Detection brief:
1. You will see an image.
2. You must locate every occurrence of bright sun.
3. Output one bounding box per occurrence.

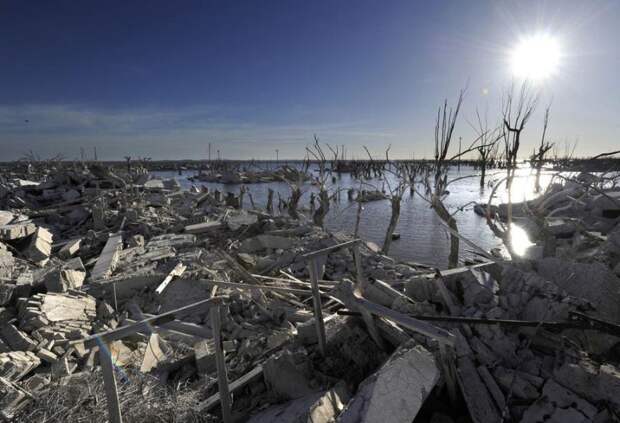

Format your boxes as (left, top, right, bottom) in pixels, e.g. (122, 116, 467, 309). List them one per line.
(510, 33, 561, 81)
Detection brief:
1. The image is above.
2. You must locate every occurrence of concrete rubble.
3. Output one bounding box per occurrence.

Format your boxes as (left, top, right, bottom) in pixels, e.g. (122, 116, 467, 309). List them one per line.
(0, 163, 617, 422)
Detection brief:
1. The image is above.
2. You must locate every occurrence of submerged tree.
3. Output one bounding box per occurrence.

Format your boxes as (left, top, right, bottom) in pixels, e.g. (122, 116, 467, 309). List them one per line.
(428, 91, 465, 268)
(469, 108, 501, 188)
(362, 145, 417, 255)
(500, 82, 539, 236)
(531, 103, 554, 193)
(306, 135, 342, 228)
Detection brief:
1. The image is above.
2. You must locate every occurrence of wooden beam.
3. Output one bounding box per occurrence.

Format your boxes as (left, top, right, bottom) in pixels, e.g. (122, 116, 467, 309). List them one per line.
(336, 280, 455, 346)
(196, 365, 264, 412)
(71, 297, 219, 348)
(307, 258, 327, 356)
(155, 262, 187, 295)
(301, 239, 361, 259)
(210, 303, 232, 423)
(100, 343, 123, 423)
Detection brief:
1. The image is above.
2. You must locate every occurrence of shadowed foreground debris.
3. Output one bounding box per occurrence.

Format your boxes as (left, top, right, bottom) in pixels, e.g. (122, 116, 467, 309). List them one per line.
(0, 163, 619, 422)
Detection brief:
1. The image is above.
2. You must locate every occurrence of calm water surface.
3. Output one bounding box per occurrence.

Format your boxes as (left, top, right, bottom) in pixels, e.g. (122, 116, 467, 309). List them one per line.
(153, 165, 554, 268)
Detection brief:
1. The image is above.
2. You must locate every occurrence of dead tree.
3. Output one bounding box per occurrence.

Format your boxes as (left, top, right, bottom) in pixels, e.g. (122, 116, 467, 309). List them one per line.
(430, 91, 465, 268)
(306, 136, 341, 228)
(362, 146, 412, 255)
(283, 159, 309, 220)
(469, 108, 501, 188)
(531, 104, 554, 193)
(501, 82, 538, 237)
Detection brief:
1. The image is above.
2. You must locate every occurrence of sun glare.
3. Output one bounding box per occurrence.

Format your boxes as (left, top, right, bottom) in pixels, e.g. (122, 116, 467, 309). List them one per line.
(510, 33, 561, 81)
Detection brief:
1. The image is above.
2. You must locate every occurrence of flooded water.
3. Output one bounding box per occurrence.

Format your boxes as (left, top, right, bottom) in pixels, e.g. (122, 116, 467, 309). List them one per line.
(154, 164, 556, 268)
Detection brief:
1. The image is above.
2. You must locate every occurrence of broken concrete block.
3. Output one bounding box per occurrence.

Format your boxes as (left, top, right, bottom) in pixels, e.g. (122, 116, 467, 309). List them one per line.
(263, 349, 318, 400)
(0, 245, 14, 280)
(0, 212, 14, 227)
(44, 269, 86, 293)
(0, 222, 36, 241)
(140, 334, 167, 373)
(91, 232, 123, 281)
(339, 341, 439, 423)
(456, 355, 502, 423)
(249, 381, 350, 423)
(18, 292, 96, 341)
(184, 221, 224, 234)
(194, 339, 216, 374)
(0, 284, 15, 306)
(36, 348, 58, 364)
(0, 351, 41, 381)
(521, 379, 596, 422)
(0, 377, 29, 420)
(24, 227, 53, 265)
(0, 324, 37, 351)
(58, 238, 81, 259)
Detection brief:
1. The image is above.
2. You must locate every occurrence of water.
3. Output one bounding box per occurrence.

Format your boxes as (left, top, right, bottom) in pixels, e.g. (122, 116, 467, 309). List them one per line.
(153, 164, 555, 268)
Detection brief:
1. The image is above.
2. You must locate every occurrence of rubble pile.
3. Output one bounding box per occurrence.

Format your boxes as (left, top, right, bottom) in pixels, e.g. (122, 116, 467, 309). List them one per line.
(0, 164, 618, 422)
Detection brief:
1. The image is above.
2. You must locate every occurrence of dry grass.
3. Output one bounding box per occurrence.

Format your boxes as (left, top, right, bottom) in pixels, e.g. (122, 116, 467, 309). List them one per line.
(16, 368, 216, 423)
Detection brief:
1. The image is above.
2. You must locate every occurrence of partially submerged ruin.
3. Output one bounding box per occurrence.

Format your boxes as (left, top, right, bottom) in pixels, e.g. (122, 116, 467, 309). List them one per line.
(0, 160, 619, 423)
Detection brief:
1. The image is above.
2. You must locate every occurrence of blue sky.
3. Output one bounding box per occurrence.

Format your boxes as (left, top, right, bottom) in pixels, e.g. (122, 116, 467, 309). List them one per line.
(1, 0, 619, 160)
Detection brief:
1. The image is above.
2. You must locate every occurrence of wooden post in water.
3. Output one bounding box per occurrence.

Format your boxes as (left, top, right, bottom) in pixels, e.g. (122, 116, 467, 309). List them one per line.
(100, 343, 123, 423)
(210, 303, 232, 423)
(307, 258, 327, 356)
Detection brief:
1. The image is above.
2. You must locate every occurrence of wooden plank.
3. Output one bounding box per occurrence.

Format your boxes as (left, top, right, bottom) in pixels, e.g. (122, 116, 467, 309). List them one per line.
(210, 304, 232, 423)
(155, 262, 187, 295)
(307, 258, 327, 356)
(198, 278, 315, 296)
(301, 239, 361, 259)
(100, 343, 123, 423)
(196, 365, 264, 412)
(71, 296, 219, 348)
(125, 303, 212, 339)
(336, 280, 455, 346)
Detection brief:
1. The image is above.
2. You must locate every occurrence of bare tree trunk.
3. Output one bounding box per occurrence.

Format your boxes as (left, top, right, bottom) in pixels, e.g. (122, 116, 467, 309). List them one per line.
(312, 189, 330, 227)
(433, 197, 459, 268)
(381, 195, 401, 255)
(354, 199, 363, 238)
(479, 161, 486, 188)
(266, 188, 274, 214)
(288, 187, 302, 219)
(239, 185, 246, 209)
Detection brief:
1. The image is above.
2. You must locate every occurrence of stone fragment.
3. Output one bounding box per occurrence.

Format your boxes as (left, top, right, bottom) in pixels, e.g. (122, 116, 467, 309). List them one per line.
(0, 284, 15, 306)
(0, 324, 37, 351)
(58, 238, 81, 259)
(194, 339, 216, 374)
(140, 334, 168, 373)
(263, 349, 318, 400)
(521, 379, 596, 422)
(339, 341, 439, 423)
(44, 269, 86, 293)
(0, 377, 29, 420)
(0, 351, 41, 381)
(24, 227, 53, 265)
(248, 381, 350, 423)
(0, 223, 36, 241)
(91, 232, 123, 281)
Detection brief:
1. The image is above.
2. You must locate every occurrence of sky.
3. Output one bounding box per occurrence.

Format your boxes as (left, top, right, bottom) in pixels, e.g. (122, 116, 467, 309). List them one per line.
(0, 0, 619, 160)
